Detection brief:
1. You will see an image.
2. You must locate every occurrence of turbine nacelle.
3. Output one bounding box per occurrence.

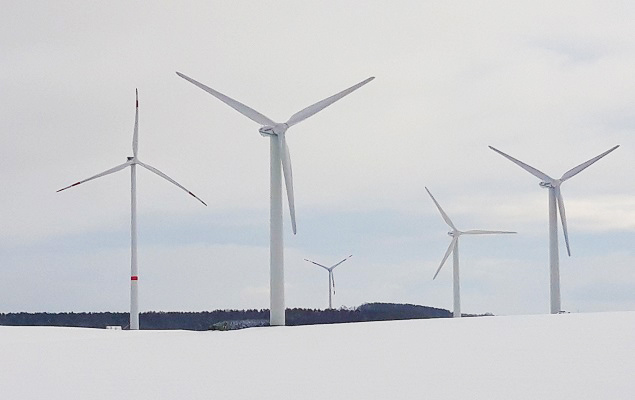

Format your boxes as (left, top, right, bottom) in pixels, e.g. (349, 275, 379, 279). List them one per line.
(539, 180, 560, 189)
(258, 123, 288, 137)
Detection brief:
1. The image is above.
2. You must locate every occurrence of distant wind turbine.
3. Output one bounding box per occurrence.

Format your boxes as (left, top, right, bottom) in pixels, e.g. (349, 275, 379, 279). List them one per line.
(426, 187, 515, 318)
(304, 255, 352, 309)
(57, 90, 206, 330)
(177, 72, 373, 326)
(489, 145, 619, 314)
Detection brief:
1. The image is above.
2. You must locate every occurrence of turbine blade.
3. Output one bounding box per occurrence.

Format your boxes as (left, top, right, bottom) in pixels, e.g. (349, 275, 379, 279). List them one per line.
(425, 187, 457, 230)
(279, 134, 296, 234)
(285, 77, 374, 127)
(489, 146, 553, 182)
(433, 237, 457, 280)
(304, 258, 329, 270)
(555, 186, 571, 256)
(331, 254, 353, 270)
(57, 161, 131, 192)
(133, 89, 139, 157)
(176, 72, 275, 126)
(136, 161, 207, 206)
(560, 145, 620, 182)
(462, 230, 517, 235)
(331, 272, 336, 295)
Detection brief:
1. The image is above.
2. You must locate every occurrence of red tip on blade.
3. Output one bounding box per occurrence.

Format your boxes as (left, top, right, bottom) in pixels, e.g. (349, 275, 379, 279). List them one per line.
(131, 276, 138, 281)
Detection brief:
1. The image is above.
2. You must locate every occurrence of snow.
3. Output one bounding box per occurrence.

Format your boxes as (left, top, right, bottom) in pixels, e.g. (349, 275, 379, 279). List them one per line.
(1, 312, 634, 399)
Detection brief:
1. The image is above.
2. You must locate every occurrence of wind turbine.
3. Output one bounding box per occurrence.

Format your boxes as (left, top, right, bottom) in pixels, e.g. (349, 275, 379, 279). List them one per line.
(57, 90, 207, 330)
(177, 72, 373, 326)
(425, 187, 515, 318)
(488, 145, 619, 314)
(304, 255, 352, 309)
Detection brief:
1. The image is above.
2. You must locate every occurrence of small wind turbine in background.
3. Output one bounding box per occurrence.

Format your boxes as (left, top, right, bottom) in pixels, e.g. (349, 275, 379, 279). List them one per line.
(489, 145, 619, 314)
(57, 90, 207, 330)
(177, 72, 373, 326)
(304, 255, 353, 309)
(425, 187, 515, 318)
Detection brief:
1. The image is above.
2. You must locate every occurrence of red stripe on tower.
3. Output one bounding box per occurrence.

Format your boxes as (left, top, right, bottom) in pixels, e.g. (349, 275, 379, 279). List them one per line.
(131, 276, 138, 281)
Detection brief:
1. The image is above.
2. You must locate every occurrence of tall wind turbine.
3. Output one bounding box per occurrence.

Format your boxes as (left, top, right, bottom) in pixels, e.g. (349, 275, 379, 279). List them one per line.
(177, 72, 373, 326)
(426, 187, 515, 318)
(489, 145, 619, 314)
(57, 90, 207, 330)
(304, 255, 352, 309)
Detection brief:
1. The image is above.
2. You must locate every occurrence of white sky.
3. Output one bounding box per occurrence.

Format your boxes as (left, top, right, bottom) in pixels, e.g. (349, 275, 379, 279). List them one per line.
(1, 1, 634, 315)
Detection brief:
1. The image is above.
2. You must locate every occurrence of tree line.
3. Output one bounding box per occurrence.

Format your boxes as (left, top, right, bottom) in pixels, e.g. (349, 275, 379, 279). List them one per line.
(0, 303, 468, 331)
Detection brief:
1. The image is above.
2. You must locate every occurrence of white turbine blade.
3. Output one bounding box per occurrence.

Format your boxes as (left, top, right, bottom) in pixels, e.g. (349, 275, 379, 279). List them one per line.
(176, 72, 275, 126)
(133, 89, 139, 157)
(489, 146, 553, 182)
(462, 230, 517, 235)
(285, 77, 374, 127)
(304, 258, 329, 271)
(433, 237, 457, 280)
(330, 254, 353, 270)
(279, 134, 296, 234)
(57, 161, 131, 192)
(425, 187, 456, 230)
(136, 161, 207, 206)
(555, 186, 571, 256)
(560, 145, 620, 182)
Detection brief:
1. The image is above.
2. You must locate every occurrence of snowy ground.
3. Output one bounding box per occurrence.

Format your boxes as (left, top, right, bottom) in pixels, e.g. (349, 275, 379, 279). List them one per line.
(1, 311, 634, 399)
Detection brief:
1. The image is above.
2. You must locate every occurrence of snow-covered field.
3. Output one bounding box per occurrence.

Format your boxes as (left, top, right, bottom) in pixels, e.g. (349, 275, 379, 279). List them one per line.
(1, 312, 634, 399)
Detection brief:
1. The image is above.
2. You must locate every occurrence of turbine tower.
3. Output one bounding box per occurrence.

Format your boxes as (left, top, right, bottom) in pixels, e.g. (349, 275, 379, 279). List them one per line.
(425, 187, 515, 318)
(177, 72, 373, 326)
(57, 90, 207, 330)
(304, 255, 352, 309)
(489, 145, 619, 314)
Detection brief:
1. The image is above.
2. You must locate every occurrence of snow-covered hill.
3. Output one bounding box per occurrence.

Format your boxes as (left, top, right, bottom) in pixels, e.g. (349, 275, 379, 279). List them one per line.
(1, 312, 634, 399)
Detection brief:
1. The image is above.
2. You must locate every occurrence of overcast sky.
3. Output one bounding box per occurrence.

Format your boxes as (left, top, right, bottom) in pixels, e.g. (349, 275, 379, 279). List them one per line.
(1, 1, 634, 316)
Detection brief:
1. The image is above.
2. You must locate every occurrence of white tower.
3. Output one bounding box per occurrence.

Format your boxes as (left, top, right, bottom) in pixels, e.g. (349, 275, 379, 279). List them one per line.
(489, 145, 619, 314)
(177, 72, 373, 325)
(58, 90, 206, 329)
(426, 187, 516, 317)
